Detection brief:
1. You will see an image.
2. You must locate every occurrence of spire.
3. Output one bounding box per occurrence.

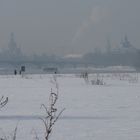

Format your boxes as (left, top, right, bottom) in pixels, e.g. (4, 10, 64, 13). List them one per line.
(121, 35, 132, 48)
(106, 38, 111, 53)
(8, 32, 17, 50)
(10, 32, 14, 41)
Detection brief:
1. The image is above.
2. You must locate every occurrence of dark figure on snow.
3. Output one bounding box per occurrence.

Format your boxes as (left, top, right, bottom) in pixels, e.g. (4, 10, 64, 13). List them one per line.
(14, 70, 17, 75)
(85, 72, 88, 80)
(19, 70, 22, 75)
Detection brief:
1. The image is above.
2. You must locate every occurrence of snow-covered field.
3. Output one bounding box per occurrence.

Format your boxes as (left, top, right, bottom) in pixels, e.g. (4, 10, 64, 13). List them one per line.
(0, 73, 140, 140)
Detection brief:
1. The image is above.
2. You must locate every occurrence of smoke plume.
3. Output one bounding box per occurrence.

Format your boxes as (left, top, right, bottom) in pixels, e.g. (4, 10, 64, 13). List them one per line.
(72, 6, 108, 44)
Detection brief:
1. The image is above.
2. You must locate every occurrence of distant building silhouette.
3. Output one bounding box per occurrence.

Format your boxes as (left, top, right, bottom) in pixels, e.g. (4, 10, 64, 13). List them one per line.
(0, 33, 24, 61)
(120, 35, 137, 53)
(106, 38, 111, 53)
(120, 35, 132, 49)
(8, 32, 23, 58)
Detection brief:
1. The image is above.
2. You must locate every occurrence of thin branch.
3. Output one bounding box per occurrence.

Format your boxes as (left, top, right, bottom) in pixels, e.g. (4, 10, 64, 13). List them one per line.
(52, 108, 65, 125)
(0, 97, 8, 109)
(31, 129, 40, 140)
(12, 125, 18, 140)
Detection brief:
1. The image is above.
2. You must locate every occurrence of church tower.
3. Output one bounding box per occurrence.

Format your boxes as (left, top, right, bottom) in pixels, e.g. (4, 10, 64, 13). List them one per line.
(8, 32, 18, 52)
(7, 32, 23, 59)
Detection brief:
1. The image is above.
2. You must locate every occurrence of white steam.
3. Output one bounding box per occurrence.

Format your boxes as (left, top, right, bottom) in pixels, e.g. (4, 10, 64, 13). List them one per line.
(72, 6, 108, 44)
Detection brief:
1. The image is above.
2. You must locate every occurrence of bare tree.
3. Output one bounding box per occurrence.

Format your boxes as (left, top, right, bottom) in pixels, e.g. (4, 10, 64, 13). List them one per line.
(41, 90, 65, 140)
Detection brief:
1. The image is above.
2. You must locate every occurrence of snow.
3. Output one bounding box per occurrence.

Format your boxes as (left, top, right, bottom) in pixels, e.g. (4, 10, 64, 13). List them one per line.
(0, 73, 140, 140)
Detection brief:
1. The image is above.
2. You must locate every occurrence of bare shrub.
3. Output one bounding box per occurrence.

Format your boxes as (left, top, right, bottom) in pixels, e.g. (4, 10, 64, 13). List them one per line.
(40, 90, 65, 140)
(0, 96, 8, 140)
(91, 78, 104, 85)
(91, 74, 105, 85)
(0, 125, 18, 140)
(12, 125, 18, 140)
(0, 96, 8, 109)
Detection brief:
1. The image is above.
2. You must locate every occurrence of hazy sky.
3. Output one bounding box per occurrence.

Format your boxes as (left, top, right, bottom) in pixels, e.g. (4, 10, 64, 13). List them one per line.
(0, 0, 140, 56)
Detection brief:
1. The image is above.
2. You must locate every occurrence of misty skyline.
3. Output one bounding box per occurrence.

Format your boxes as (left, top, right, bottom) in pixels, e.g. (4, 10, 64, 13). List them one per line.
(0, 0, 140, 56)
